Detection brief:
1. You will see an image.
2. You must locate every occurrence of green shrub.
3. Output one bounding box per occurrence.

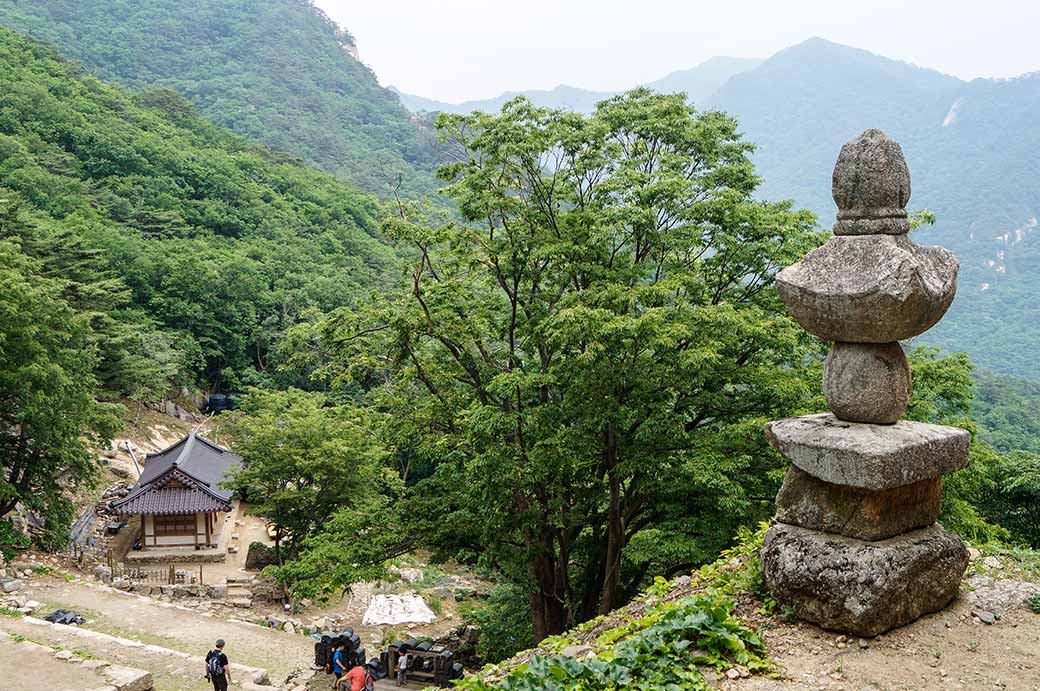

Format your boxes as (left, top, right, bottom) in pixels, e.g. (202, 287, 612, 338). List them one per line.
(0, 521, 29, 562)
(456, 593, 767, 691)
(461, 583, 534, 664)
(245, 541, 279, 570)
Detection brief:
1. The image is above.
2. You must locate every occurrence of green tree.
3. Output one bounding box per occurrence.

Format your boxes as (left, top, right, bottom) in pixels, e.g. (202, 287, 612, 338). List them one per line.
(223, 388, 396, 565)
(326, 91, 820, 640)
(0, 241, 120, 547)
(904, 346, 1013, 545)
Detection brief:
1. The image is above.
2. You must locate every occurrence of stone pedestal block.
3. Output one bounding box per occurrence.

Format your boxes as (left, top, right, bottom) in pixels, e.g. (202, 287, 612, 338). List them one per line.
(775, 234, 957, 343)
(765, 413, 969, 490)
(761, 523, 968, 636)
(775, 466, 941, 540)
(824, 342, 910, 423)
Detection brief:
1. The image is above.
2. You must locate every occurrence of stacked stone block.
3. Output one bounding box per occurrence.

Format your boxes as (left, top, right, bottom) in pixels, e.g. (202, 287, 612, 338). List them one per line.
(760, 129, 970, 637)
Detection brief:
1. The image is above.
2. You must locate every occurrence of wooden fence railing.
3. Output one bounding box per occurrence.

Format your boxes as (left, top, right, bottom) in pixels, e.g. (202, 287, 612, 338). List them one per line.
(63, 547, 206, 585)
(109, 561, 206, 585)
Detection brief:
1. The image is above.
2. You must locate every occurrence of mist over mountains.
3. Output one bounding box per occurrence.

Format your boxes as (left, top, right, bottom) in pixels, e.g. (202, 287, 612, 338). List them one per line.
(399, 39, 1040, 379)
(393, 56, 763, 115)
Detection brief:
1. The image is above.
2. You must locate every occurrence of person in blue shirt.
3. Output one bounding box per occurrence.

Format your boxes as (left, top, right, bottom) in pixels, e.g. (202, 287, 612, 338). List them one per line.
(332, 642, 348, 685)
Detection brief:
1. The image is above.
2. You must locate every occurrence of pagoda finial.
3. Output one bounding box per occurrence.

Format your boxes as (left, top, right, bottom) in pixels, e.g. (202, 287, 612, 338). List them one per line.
(832, 128, 911, 236)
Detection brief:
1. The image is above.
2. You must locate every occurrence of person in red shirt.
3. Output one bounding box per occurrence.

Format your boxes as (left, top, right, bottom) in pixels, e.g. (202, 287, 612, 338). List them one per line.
(340, 663, 367, 691)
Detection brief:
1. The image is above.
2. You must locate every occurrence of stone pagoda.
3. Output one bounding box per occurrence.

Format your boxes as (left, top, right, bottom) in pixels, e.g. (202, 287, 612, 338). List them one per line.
(760, 129, 970, 636)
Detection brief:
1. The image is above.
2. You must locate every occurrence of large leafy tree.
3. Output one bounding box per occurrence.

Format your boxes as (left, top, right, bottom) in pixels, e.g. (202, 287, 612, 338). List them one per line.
(324, 91, 820, 640)
(0, 241, 120, 546)
(223, 388, 397, 564)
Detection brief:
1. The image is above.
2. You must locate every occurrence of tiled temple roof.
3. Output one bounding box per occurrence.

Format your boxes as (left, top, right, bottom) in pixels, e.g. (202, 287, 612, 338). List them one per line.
(111, 432, 242, 515)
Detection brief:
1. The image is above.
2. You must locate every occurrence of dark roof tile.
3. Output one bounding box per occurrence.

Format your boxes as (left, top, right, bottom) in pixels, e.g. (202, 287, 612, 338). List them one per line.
(112, 432, 242, 515)
(115, 486, 230, 515)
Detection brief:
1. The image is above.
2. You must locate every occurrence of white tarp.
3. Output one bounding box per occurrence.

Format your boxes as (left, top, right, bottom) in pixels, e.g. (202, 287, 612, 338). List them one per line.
(362, 593, 436, 625)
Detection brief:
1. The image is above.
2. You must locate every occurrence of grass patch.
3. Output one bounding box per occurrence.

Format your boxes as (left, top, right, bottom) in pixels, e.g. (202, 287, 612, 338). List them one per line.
(30, 565, 75, 582)
(0, 607, 25, 617)
(1028, 593, 1040, 614)
(456, 593, 767, 691)
(415, 566, 451, 589)
(977, 545, 1040, 583)
(428, 597, 444, 616)
(73, 648, 99, 660)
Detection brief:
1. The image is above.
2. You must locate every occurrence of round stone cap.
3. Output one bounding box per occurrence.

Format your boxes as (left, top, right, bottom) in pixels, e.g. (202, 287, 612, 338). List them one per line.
(832, 129, 911, 236)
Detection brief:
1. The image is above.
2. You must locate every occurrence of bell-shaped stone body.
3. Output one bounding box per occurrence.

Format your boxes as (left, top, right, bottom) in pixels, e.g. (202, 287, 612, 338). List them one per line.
(832, 128, 911, 236)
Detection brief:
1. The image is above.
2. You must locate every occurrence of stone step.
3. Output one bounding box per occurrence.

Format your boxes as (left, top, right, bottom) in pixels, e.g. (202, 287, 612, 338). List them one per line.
(229, 597, 254, 608)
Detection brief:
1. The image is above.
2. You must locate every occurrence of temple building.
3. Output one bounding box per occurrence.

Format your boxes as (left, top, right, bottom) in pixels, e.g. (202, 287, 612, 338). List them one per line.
(111, 432, 241, 551)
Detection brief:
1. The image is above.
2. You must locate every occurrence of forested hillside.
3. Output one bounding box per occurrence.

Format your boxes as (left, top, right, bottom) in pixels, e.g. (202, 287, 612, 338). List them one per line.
(0, 0, 440, 198)
(0, 27, 398, 396)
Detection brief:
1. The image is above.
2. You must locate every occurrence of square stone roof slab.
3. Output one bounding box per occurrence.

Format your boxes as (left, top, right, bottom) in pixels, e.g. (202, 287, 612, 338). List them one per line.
(765, 413, 969, 490)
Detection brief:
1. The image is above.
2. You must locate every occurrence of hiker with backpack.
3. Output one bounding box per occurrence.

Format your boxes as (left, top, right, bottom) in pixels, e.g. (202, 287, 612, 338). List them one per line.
(205, 639, 231, 691)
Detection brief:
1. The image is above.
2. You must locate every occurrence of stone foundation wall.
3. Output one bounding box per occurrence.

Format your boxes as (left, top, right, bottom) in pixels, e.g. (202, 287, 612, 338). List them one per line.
(124, 550, 228, 564)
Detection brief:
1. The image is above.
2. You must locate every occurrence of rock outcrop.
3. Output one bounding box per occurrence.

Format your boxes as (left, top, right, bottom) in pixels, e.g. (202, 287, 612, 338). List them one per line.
(762, 129, 969, 636)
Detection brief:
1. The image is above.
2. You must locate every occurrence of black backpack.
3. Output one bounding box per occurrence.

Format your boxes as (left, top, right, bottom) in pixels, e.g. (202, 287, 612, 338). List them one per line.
(206, 651, 225, 677)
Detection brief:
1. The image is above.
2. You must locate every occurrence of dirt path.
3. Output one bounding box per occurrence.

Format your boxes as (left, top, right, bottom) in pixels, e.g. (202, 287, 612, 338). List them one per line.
(0, 634, 110, 691)
(19, 577, 313, 683)
(1, 615, 211, 691)
(716, 585, 1040, 691)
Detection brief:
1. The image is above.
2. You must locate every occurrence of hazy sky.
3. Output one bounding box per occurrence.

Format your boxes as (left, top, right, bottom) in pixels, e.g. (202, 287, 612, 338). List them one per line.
(314, 0, 1038, 102)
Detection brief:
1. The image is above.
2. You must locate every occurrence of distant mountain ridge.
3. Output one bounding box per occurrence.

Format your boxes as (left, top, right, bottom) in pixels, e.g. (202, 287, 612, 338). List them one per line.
(702, 39, 1040, 378)
(397, 38, 1040, 379)
(393, 56, 763, 114)
(393, 84, 617, 116)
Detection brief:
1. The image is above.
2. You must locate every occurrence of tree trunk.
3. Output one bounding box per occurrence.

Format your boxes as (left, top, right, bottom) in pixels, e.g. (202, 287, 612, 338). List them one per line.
(599, 470, 623, 614)
(578, 528, 605, 621)
(529, 543, 567, 642)
(599, 423, 623, 615)
(529, 589, 547, 643)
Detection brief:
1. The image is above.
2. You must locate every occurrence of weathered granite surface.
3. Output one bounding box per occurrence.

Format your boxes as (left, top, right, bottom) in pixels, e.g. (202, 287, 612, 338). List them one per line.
(765, 413, 969, 490)
(776, 234, 958, 343)
(832, 129, 911, 236)
(824, 341, 910, 424)
(775, 466, 941, 540)
(761, 522, 968, 636)
(762, 128, 967, 636)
